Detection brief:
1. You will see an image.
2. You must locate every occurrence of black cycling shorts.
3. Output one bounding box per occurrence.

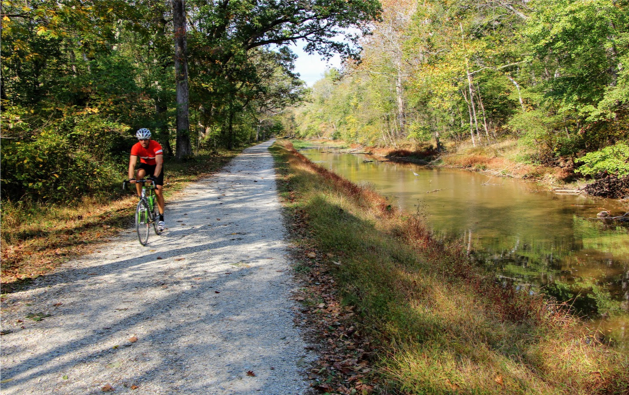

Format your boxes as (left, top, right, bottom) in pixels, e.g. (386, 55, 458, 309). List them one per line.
(138, 163, 164, 186)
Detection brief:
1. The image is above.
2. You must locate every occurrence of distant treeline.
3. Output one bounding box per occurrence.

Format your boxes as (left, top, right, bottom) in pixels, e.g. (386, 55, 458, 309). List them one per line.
(292, 0, 628, 178)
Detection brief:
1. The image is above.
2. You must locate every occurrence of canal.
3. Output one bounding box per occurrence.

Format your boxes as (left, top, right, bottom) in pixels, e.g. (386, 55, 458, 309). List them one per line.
(299, 146, 629, 347)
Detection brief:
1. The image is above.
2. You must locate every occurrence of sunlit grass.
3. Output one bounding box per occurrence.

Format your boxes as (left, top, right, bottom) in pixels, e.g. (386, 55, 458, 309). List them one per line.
(271, 139, 629, 394)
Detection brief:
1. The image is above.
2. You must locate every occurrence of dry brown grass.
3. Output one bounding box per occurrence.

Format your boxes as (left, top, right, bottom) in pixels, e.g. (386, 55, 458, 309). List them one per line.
(273, 139, 629, 394)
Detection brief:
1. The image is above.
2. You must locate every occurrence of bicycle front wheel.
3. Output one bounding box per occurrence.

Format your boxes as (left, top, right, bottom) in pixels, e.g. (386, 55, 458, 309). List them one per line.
(135, 199, 150, 246)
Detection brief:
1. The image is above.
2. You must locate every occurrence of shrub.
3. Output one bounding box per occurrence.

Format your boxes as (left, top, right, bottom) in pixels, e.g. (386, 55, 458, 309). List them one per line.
(1, 115, 129, 202)
(575, 142, 629, 178)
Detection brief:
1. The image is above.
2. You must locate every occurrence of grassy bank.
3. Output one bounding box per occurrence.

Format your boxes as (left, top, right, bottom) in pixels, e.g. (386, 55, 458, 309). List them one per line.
(1, 148, 243, 293)
(271, 140, 628, 394)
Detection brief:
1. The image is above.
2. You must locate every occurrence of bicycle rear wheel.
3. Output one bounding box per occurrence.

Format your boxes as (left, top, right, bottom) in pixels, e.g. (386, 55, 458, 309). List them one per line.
(135, 199, 150, 246)
(152, 199, 162, 235)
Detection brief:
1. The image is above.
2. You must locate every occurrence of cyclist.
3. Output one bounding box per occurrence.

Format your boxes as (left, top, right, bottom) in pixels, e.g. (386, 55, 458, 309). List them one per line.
(128, 128, 165, 231)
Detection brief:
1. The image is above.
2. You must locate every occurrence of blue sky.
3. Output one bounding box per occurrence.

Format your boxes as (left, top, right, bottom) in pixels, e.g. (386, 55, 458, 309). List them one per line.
(292, 46, 341, 87)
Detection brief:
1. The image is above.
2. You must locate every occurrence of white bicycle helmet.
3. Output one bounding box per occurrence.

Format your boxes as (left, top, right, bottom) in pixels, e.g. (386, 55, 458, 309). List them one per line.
(136, 128, 151, 140)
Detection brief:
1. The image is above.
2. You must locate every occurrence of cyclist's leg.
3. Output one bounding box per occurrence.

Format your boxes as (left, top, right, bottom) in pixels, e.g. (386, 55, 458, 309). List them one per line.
(135, 167, 147, 197)
(153, 169, 165, 215)
(153, 169, 165, 230)
(155, 185, 165, 215)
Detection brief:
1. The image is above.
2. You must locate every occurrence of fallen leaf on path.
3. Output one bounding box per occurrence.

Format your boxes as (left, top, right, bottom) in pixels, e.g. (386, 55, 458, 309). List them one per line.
(246, 371, 256, 377)
(128, 336, 138, 343)
(101, 384, 114, 392)
(307, 252, 316, 259)
(215, 291, 220, 294)
(131, 385, 139, 390)
(175, 258, 185, 261)
(53, 303, 63, 307)
(156, 257, 163, 260)
(26, 312, 50, 322)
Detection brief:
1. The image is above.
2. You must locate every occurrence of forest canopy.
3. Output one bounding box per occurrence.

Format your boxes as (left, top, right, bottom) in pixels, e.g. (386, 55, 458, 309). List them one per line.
(292, 0, 629, 177)
(1, 0, 382, 202)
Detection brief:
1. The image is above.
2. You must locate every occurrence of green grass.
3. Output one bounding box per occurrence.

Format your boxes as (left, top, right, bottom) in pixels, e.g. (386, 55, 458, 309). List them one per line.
(271, 139, 629, 394)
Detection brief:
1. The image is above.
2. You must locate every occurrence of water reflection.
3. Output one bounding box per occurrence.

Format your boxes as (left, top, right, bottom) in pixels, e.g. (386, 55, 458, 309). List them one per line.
(301, 147, 629, 346)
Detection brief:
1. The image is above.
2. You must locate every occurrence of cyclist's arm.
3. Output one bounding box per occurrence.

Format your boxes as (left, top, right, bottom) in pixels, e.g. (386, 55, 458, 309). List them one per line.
(154, 154, 163, 178)
(128, 155, 138, 182)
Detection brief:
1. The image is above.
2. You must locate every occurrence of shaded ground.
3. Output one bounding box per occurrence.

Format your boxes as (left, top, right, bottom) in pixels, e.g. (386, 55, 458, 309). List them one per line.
(0, 140, 314, 394)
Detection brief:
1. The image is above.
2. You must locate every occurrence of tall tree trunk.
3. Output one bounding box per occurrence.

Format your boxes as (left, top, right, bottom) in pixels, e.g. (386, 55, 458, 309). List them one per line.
(172, 0, 192, 159)
(395, 62, 406, 139)
(462, 90, 476, 147)
(155, 100, 173, 156)
(461, 23, 481, 145)
(466, 67, 481, 144)
(0, 1, 7, 111)
(507, 76, 525, 112)
(474, 82, 491, 142)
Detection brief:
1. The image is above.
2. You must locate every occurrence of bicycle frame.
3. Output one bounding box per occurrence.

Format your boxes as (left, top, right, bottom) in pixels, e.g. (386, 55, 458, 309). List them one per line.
(123, 179, 162, 245)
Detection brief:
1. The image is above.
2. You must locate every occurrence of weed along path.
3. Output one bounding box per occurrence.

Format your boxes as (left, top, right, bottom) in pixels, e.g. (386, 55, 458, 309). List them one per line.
(0, 140, 314, 394)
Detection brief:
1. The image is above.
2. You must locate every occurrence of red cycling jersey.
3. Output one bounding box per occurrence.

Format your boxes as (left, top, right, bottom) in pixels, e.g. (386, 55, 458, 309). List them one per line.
(130, 140, 163, 165)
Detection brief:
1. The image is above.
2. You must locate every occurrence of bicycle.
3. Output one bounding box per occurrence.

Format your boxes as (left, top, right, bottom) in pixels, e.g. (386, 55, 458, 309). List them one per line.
(123, 179, 162, 245)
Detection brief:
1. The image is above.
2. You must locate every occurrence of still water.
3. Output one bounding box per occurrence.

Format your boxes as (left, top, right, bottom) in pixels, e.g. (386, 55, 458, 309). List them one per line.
(300, 147, 629, 345)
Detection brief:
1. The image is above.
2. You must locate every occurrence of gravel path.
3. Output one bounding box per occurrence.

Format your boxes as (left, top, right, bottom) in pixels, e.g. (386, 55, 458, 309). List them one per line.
(1, 140, 315, 394)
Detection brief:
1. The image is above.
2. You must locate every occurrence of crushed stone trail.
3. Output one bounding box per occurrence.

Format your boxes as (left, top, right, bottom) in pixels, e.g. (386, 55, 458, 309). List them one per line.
(1, 140, 315, 394)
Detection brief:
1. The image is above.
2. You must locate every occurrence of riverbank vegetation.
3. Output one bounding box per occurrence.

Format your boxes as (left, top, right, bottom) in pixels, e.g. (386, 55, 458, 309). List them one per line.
(289, 0, 629, 198)
(272, 139, 628, 393)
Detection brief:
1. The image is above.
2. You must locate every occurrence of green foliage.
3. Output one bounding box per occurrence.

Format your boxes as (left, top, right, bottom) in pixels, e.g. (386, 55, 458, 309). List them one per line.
(1, 116, 128, 202)
(575, 142, 629, 178)
(544, 279, 625, 318)
(290, 0, 628, 169)
(2, 0, 380, 204)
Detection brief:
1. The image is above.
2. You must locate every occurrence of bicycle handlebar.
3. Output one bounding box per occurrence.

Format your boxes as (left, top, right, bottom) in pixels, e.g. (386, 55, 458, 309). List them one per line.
(122, 179, 155, 190)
